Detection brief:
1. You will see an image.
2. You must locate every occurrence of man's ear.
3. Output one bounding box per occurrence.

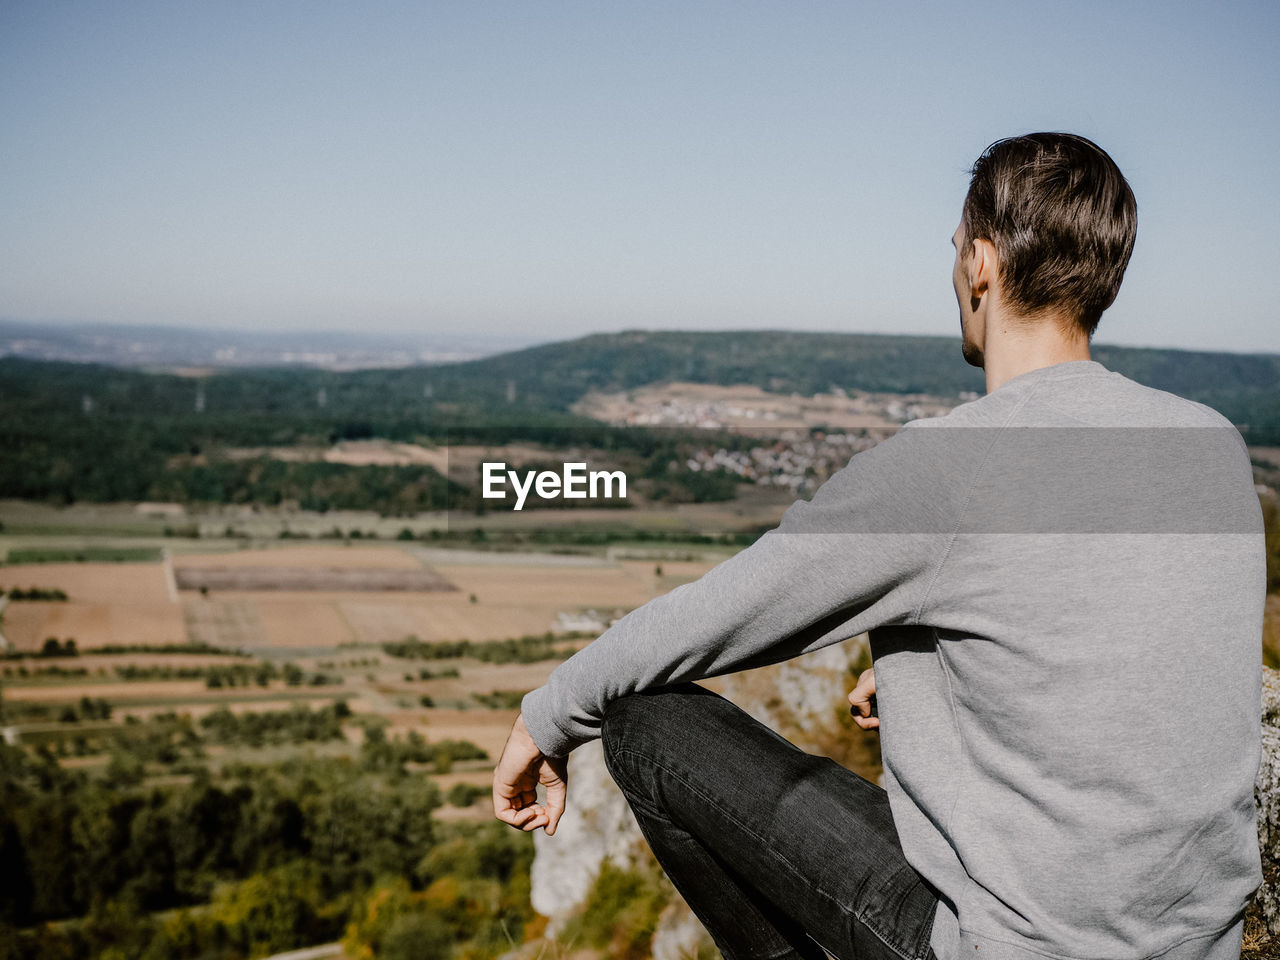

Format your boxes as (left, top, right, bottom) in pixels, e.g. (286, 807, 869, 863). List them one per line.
(968, 238, 996, 310)
(969, 238, 996, 294)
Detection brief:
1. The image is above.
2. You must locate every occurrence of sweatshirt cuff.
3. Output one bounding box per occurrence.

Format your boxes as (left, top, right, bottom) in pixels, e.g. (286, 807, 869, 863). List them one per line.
(520, 686, 582, 758)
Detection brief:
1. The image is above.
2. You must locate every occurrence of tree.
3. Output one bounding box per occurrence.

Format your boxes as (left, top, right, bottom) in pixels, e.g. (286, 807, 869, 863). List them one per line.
(105, 750, 144, 789)
(0, 809, 33, 925)
(209, 861, 327, 957)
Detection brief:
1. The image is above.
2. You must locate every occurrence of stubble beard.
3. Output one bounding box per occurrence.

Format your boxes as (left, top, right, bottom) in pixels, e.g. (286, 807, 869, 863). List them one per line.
(960, 319, 984, 369)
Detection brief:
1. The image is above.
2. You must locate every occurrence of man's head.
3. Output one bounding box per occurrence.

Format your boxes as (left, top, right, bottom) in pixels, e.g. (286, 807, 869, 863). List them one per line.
(953, 133, 1137, 367)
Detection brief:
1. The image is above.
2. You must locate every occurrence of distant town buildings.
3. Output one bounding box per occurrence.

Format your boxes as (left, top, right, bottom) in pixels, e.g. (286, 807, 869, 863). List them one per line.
(586, 384, 962, 495)
(685, 433, 884, 494)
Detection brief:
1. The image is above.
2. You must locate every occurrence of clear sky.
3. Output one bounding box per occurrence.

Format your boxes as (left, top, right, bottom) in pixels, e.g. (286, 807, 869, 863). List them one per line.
(2, 1, 1277, 353)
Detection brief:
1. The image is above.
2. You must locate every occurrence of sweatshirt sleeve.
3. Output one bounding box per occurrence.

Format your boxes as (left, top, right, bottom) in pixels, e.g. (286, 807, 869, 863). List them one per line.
(519, 422, 959, 757)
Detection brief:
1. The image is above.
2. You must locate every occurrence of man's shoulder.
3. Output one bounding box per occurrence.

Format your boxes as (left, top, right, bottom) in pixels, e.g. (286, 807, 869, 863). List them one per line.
(895, 383, 1032, 433)
(1014, 363, 1236, 429)
(911, 362, 1240, 432)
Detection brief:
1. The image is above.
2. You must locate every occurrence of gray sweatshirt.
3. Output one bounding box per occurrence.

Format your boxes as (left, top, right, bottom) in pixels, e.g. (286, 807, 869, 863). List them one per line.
(520, 360, 1266, 960)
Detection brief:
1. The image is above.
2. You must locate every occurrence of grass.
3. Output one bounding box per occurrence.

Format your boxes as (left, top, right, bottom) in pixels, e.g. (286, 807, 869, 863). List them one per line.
(4, 545, 162, 564)
(66, 689, 346, 709)
(470, 690, 529, 709)
(1241, 905, 1278, 959)
(1, 522, 165, 537)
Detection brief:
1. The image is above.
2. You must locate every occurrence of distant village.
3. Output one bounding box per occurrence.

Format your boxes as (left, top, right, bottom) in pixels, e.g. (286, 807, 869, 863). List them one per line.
(579, 382, 976, 495)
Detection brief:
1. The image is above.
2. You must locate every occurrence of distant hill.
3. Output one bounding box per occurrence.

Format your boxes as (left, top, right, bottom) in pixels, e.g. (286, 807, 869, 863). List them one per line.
(3, 328, 1279, 430)
(400, 329, 1280, 436)
(436, 328, 1277, 405)
(425, 330, 987, 405)
(0, 318, 531, 369)
(2, 329, 1279, 509)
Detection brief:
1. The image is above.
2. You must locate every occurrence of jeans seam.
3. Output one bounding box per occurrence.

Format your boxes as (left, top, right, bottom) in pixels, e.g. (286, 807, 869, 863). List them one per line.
(609, 744, 923, 960)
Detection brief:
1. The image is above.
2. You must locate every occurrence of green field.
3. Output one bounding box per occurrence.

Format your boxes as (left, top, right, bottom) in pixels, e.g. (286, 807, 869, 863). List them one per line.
(4, 545, 164, 564)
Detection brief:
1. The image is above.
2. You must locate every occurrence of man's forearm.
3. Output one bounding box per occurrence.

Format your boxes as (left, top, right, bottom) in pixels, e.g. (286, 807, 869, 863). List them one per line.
(520, 530, 939, 757)
(518, 425, 964, 758)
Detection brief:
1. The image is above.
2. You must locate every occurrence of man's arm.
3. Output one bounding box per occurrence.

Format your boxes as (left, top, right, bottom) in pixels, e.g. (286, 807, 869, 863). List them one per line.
(517, 424, 961, 758)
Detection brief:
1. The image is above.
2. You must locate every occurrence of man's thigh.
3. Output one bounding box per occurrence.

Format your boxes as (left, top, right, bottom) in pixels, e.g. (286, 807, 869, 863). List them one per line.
(601, 682, 938, 960)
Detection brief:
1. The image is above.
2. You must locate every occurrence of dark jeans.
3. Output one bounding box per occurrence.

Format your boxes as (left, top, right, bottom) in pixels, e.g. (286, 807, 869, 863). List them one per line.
(600, 682, 940, 960)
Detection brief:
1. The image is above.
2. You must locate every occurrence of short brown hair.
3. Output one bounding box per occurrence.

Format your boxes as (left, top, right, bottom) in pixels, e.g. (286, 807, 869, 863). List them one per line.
(961, 132, 1137, 337)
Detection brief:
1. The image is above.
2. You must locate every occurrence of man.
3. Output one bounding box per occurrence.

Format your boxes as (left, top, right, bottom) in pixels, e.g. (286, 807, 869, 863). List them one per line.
(493, 133, 1266, 960)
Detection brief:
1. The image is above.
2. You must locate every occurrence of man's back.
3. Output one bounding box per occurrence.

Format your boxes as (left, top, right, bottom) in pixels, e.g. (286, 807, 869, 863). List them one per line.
(513, 358, 1265, 959)
(877, 359, 1265, 959)
(495, 133, 1261, 960)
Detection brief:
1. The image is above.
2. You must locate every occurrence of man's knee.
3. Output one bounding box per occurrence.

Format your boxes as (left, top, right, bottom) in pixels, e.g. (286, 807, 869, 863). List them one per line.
(600, 683, 714, 771)
(601, 688, 668, 751)
(602, 685, 705, 809)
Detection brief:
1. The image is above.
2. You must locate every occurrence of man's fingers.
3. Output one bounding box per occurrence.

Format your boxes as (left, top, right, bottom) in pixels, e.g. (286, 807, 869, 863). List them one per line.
(493, 781, 536, 814)
(513, 805, 540, 825)
(499, 802, 547, 831)
(493, 805, 527, 826)
(493, 711, 554, 829)
(492, 715, 570, 836)
(494, 771, 569, 835)
(543, 778, 567, 837)
(847, 667, 877, 718)
(495, 802, 543, 827)
(493, 796, 539, 822)
(848, 666, 879, 731)
(847, 689, 872, 716)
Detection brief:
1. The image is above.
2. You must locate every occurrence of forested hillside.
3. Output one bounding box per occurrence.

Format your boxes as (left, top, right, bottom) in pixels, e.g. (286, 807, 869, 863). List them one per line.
(2, 329, 1278, 510)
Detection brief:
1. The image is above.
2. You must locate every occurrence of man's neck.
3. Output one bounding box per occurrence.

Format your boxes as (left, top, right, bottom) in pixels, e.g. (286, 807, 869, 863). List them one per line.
(982, 318, 1092, 393)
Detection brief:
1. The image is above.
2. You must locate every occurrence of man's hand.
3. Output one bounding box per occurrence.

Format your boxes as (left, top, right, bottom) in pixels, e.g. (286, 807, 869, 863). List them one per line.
(847, 667, 879, 730)
(493, 713, 569, 836)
